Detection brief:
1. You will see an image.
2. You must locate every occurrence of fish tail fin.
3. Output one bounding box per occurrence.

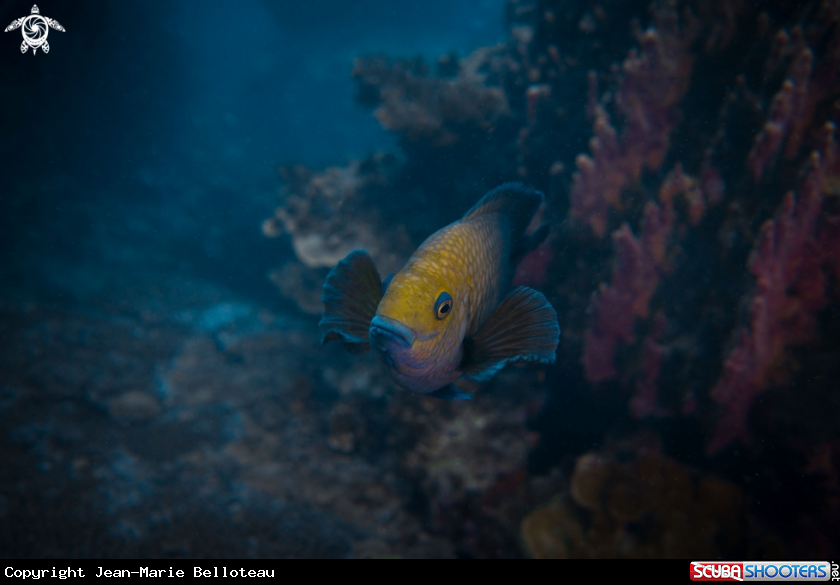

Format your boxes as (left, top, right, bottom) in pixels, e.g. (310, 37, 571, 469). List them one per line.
(463, 182, 547, 263)
(318, 250, 382, 354)
(460, 286, 559, 381)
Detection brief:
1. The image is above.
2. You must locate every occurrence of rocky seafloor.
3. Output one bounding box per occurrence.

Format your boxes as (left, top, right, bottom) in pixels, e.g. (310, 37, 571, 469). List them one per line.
(0, 270, 559, 558)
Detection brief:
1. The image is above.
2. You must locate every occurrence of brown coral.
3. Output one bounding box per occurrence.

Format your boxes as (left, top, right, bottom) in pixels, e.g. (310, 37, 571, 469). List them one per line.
(263, 154, 412, 275)
(352, 48, 510, 147)
(522, 448, 744, 558)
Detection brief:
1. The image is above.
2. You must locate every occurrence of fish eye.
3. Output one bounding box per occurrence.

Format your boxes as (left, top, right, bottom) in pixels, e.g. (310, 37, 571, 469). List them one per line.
(435, 292, 453, 320)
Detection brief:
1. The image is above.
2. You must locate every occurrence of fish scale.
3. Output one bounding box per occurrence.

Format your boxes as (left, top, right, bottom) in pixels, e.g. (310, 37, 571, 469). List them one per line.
(406, 214, 509, 336)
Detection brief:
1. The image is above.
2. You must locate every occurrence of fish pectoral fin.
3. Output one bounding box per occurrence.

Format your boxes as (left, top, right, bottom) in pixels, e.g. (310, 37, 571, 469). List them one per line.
(426, 385, 473, 401)
(318, 249, 382, 353)
(461, 286, 560, 381)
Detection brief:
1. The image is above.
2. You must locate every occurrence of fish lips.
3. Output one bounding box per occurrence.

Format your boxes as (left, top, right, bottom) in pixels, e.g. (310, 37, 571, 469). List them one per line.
(369, 315, 415, 351)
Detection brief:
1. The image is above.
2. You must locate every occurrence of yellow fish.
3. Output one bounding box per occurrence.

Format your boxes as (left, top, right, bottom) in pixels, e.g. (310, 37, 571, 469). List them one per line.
(319, 183, 560, 400)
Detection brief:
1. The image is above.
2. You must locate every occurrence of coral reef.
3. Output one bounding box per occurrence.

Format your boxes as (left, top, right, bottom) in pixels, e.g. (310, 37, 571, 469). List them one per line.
(10, 0, 834, 559)
(304, 0, 840, 556)
(582, 164, 710, 385)
(0, 277, 555, 558)
(570, 4, 698, 237)
(747, 49, 813, 180)
(0, 285, 457, 558)
(262, 153, 412, 274)
(260, 0, 840, 557)
(268, 262, 327, 315)
(521, 444, 745, 558)
(380, 372, 548, 557)
(709, 125, 840, 453)
(262, 153, 415, 318)
(555, 0, 840, 458)
(351, 49, 510, 147)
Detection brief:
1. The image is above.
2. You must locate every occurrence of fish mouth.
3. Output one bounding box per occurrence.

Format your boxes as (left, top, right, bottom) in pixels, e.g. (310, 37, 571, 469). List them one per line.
(369, 315, 415, 349)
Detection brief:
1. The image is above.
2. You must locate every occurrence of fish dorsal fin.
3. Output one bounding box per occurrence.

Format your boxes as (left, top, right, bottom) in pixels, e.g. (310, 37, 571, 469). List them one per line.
(460, 286, 559, 381)
(462, 182, 544, 235)
(319, 250, 382, 353)
(463, 183, 547, 263)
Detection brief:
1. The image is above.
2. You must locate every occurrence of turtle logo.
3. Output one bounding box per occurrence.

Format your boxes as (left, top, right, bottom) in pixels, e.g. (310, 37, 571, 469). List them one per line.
(5, 5, 65, 55)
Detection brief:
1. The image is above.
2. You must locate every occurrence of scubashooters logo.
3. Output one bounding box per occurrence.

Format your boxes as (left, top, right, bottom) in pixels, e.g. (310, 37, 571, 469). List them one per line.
(691, 561, 835, 581)
(4, 5, 65, 54)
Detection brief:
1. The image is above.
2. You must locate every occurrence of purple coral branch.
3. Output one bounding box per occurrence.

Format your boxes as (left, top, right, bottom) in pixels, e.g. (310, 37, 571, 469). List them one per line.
(708, 124, 838, 454)
(571, 8, 696, 237)
(748, 49, 813, 180)
(571, 109, 625, 238)
(583, 165, 708, 386)
(752, 17, 840, 180)
(630, 335, 667, 419)
(583, 206, 668, 383)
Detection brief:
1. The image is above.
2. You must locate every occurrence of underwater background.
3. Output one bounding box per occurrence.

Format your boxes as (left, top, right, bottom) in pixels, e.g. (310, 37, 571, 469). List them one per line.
(1, 0, 839, 558)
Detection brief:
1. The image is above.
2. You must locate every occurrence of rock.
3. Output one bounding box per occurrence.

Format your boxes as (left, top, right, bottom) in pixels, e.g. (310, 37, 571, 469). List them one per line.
(108, 391, 161, 423)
